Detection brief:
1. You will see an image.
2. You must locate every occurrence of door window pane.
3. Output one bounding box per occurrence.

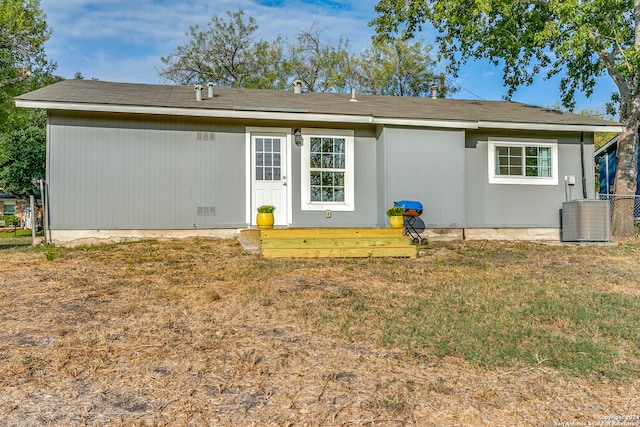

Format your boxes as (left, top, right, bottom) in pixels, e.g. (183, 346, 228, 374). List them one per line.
(255, 137, 282, 181)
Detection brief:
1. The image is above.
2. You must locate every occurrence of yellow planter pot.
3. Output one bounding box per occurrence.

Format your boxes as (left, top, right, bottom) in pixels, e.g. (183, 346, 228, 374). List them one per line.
(389, 215, 404, 229)
(256, 212, 274, 229)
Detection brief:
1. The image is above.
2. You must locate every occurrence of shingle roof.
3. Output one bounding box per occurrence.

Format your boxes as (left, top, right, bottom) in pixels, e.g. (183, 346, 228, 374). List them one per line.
(15, 80, 621, 131)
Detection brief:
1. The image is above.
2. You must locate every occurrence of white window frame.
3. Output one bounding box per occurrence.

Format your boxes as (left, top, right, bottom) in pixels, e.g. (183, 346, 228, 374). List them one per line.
(488, 137, 558, 185)
(3, 203, 16, 215)
(301, 128, 355, 211)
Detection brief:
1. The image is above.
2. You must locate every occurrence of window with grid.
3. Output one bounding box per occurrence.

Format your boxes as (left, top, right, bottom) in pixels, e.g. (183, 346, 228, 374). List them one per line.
(301, 129, 354, 211)
(488, 138, 557, 185)
(255, 137, 281, 181)
(495, 145, 552, 177)
(309, 137, 346, 202)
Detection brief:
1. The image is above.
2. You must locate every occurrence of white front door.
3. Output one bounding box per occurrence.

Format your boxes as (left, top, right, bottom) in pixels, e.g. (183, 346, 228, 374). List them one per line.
(251, 133, 289, 226)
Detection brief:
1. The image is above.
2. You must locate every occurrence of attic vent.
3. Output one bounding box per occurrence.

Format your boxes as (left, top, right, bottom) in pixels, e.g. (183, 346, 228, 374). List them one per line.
(349, 88, 358, 102)
(292, 79, 303, 94)
(197, 206, 216, 216)
(196, 131, 215, 141)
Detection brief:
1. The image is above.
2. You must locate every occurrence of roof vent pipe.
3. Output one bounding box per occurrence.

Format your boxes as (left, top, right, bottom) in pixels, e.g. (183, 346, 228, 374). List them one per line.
(194, 84, 203, 101)
(430, 85, 438, 99)
(349, 88, 358, 102)
(207, 82, 215, 97)
(292, 79, 303, 94)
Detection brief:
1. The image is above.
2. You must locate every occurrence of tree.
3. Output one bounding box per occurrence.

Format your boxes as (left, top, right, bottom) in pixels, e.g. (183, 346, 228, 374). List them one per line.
(159, 9, 449, 98)
(0, 0, 53, 89)
(372, 0, 639, 238)
(158, 10, 288, 89)
(285, 26, 359, 93)
(0, 110, 45, 196)
(0, 0, 56, 196)
(360, 38, 438, 97)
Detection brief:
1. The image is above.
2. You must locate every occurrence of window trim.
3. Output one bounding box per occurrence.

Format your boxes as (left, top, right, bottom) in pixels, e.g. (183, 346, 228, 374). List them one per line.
(301, 128, 355, 211)
(488, 137, 558, 185)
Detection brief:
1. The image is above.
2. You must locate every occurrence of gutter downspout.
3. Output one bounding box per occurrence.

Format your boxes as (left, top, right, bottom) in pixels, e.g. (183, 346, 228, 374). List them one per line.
(580, 132, 588, 199)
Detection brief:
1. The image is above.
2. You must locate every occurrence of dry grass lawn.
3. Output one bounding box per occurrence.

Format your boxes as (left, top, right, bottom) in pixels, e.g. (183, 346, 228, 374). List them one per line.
(1, 237, 639, 426)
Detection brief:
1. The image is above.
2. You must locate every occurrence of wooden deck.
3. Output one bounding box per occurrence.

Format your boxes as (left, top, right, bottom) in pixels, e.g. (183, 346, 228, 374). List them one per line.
(240, 228, 417, 258)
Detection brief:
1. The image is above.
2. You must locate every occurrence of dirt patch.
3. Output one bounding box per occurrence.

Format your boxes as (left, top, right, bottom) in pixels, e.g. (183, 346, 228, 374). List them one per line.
(0, 238, 638, 426)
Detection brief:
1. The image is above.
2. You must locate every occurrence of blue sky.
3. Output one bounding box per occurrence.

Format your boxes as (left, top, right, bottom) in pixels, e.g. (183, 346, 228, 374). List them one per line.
(39, 0, 617, 118)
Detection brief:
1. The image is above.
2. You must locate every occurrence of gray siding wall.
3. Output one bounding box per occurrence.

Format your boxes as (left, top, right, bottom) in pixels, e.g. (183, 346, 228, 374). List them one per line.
(379, 127, 466, 227)
(289, 125, 379, 227)
(47, 111, 247, 229)
(464, 130, 596, 228)
(46, 110, 596, 232)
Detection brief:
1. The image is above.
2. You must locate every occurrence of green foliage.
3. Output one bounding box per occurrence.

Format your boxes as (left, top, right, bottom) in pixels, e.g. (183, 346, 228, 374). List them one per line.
(360, 38, 440, 97)
(0, 215, 18, 227)
(159, 10, 288, 89)
(0, 0, 58, 197)
(373, 0, 628, 111)
(0, 116, 45, 196)
(44, 244, 56, 261)
(386, 206, 405, 216)
(257, 205, 276, 213)
(0, 0, 55, 88)
(285, 26, 359, 93)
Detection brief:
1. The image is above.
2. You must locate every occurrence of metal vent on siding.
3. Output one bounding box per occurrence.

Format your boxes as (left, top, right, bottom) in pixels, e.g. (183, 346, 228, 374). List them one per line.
(197, 206, 216, 216)
(196, 131, 215, 141)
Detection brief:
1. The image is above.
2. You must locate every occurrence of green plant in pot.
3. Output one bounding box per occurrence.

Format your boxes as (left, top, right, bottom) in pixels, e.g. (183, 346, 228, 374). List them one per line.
(256, 205, 276, 229)
(386, 206, 405, 229)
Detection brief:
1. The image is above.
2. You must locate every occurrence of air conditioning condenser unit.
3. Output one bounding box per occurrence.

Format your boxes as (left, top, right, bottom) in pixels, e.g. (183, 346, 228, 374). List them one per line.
(561, 199, 610, 242)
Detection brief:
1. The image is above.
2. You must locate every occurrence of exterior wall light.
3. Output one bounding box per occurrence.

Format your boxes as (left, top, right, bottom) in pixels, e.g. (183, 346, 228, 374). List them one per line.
(294, 128, 303, 146)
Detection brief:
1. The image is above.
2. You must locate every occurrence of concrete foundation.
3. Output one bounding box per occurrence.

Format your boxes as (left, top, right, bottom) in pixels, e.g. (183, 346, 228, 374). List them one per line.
(462, 228, 560, 241)
(49, 229, 239, 246)
(49, 227, 562, 246)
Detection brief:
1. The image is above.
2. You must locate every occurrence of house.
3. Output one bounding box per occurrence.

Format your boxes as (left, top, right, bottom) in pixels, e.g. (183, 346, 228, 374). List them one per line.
(14, 80, 622, 244)
(0, 192, 19, 217)
(0, 192, 40, 230)
(594, 135, 640, 219)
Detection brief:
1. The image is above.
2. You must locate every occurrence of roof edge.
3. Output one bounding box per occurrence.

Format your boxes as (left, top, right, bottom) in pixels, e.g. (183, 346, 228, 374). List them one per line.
(478, 121, 624, 133)
(15, 99, 623, 133)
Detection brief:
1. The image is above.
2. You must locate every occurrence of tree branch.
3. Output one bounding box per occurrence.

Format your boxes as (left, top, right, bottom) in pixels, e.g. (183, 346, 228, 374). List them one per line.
(517, 0, 548, 6)
(0, 69, 31, 89)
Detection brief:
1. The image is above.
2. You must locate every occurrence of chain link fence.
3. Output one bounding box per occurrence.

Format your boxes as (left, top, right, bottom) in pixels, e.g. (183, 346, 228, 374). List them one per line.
(597, 194, 640, 221)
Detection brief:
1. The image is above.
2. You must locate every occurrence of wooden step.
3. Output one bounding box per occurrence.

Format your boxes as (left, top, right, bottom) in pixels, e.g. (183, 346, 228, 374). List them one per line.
(254, 228, 416, 258)
(259, 228, 404, 239)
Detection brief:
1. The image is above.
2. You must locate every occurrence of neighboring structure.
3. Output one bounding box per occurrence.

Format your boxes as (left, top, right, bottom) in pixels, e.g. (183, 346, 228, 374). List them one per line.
(0, 192, 18, 216)
(0, 192, 25, 228)
(15, 80, 622, 244)
(594, 135, 640, 219)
